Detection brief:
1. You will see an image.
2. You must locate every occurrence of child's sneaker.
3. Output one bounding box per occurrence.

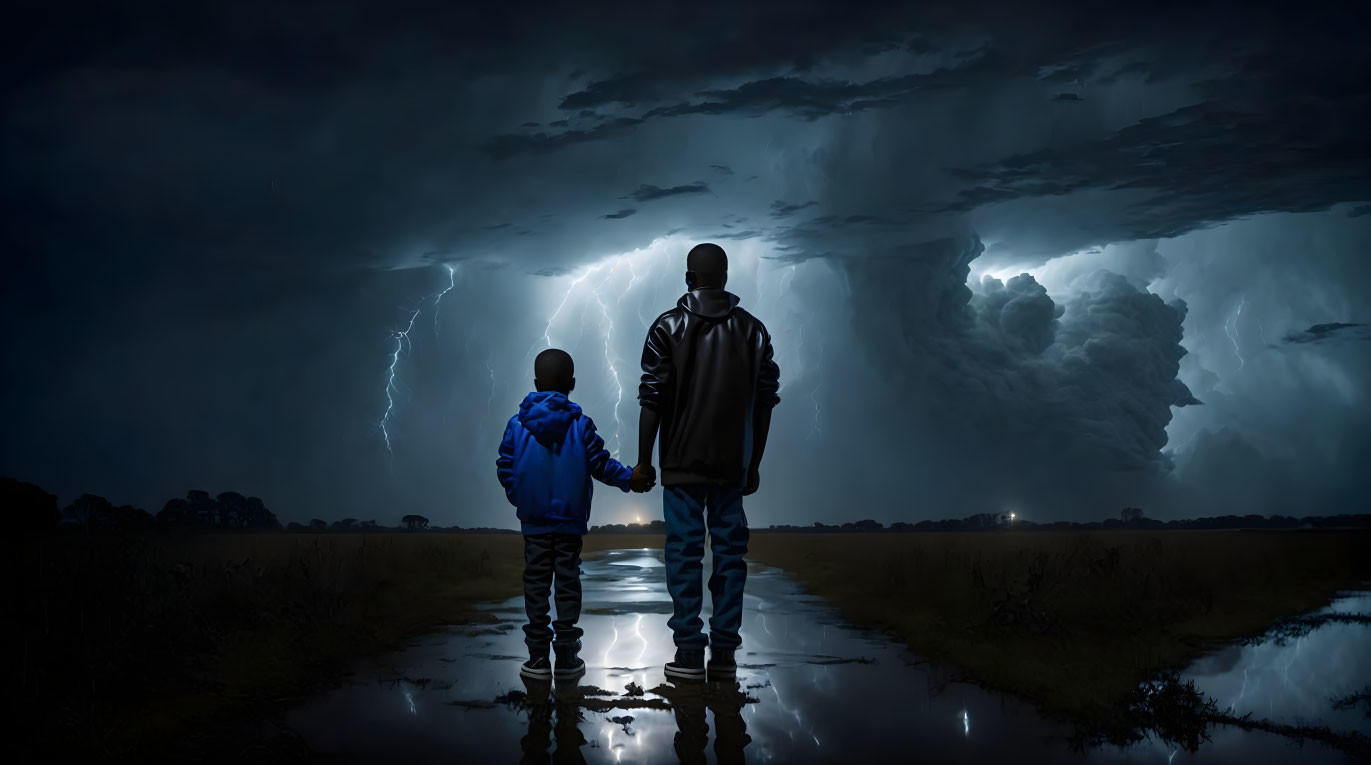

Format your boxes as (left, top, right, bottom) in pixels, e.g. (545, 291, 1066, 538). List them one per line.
(664, 647, 706, 683)
(707, 646, 737, 682)
(553, 641, 586, 681)
(520, 652, 552, 680)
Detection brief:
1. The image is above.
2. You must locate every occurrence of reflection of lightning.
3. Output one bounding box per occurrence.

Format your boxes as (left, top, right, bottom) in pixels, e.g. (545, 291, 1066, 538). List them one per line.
(962, 708, 970, 737)
(603, 615, 621, 666)
(432, 263, 457, 337)
(632, 613, 647, 666)
(1224, 297, 1246, 371)
(381, 305, 422, 463)
(403, 687, 416, 715)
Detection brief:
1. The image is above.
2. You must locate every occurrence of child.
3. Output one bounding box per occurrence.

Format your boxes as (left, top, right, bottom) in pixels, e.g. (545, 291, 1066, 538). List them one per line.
(496, 348, 653, 681)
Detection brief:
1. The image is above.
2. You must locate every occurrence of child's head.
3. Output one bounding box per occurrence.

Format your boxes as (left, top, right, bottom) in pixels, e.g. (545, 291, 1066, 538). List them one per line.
(534, 348, 575, 394)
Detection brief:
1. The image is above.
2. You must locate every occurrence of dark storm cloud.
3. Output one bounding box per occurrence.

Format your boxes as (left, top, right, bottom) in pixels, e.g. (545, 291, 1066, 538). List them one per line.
(1283, 323, 1370, 345)
(770, 201, 816, 218)
(479, 117, 646, 160)
(938, 92, 1371, 243)
(487, 49, 1017, 160)
(832, 236, 1199, 514)
(1349, 205, 1371, 218)
(4, 0, 1370, 525)
(623, 183, 711, 202)
(1053, 92, 1083, 101)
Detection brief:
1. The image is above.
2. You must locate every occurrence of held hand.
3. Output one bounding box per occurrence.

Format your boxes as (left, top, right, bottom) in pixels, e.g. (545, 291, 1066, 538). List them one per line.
(630, 464, 656, 493)
(744, 467, 760, 496)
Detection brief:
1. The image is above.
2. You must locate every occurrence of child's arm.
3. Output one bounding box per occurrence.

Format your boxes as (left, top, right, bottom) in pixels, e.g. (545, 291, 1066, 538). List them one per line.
(582, 417, 633, 492)
(495, 418, 517, 505)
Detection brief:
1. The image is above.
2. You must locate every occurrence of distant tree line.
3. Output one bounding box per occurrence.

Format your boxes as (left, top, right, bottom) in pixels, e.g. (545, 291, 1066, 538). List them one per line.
(7, 476, 1368, 534)
(3, 478, 286, 532)
(762, 509, 1371, 532)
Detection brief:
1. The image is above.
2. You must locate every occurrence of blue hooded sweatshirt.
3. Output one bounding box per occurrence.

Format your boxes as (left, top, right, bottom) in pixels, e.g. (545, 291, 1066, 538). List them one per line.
(496, 391, 633, 535)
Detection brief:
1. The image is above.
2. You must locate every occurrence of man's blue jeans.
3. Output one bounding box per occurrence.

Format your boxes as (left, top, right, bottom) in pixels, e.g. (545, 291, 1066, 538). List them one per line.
(663, 484, 749, 651)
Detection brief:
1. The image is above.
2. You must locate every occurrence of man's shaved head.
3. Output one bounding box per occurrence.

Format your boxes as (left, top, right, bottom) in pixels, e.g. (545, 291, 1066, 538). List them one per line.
(534, 348, 575, 394)
(686, 243, 728, 289)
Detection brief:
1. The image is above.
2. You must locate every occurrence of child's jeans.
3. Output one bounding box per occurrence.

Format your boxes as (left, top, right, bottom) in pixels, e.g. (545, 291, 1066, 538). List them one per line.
(662, 484, 749, 651)
(522, 533, 585, 653)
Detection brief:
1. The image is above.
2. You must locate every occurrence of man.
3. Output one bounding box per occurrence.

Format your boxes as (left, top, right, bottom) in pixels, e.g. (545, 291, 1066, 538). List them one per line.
(633, 242, 781, 683)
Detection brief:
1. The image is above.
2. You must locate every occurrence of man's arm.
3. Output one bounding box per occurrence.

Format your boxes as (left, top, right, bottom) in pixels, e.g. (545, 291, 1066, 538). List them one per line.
(638, 407, 661, 469)
(746, 328, 781, 495)
(636, 319, 672, 477)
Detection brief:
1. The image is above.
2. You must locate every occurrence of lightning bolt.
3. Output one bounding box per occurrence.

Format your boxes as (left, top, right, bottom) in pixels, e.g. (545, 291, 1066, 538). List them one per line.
(807, 383, 823, 441)
(1224, 297, 1246, 371)
(381, 304, 422, 465)
(539, 264, 602, 352)
(807, 328, 825, 442)
(1228, 666, 1250, 713)
(379, 264, 461, 468)
(590, 264, 625, 454)
(485, 359, 497, 422)
(432, 263, 457, 337)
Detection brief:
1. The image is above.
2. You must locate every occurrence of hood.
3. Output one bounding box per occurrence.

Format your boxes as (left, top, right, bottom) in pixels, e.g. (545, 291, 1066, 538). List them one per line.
(678, 289, 740, 319)
(518, 391, 582, 444)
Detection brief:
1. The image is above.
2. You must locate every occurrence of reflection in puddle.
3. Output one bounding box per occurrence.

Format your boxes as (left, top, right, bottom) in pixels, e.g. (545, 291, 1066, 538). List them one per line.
(287, 550, 1369, 763)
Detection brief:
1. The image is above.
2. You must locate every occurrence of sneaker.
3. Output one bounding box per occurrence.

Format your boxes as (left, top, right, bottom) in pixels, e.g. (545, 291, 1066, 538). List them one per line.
(520, 654, 552, 680)
(707, 647, 737, 681)
(664, 647, 706, 683)
(553, 641, 586, 681)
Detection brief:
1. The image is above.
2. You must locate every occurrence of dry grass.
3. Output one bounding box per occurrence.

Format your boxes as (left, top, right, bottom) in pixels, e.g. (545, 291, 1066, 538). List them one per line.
(745, 530, 1371, 725)
(21, 528, 1367, 758)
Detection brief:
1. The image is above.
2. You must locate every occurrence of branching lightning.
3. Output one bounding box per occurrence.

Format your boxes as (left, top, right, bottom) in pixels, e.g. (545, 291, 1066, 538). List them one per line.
(540, 264, 603, 352)
(378, 264, 462, 469)
(432, 263, 457, 337)
(1224, 297, 1247, 371)
(590, 264, 626, 454)
(381, 305, 423, 464)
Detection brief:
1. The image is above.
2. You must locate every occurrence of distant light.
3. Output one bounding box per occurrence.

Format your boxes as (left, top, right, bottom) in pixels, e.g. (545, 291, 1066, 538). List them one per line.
(1010, 513, 1016, 520)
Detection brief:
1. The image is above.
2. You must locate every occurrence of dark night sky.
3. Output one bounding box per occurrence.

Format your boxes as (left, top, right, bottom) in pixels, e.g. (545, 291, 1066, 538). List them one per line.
(2, 1, 1368, 527)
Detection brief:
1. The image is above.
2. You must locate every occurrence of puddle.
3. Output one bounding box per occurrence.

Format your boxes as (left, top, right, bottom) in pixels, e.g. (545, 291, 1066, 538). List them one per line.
(287, 549, 1370, 763)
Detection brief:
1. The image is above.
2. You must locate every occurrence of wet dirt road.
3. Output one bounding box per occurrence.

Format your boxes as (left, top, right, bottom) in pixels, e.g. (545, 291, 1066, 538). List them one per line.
(287, 548, 1368, 763)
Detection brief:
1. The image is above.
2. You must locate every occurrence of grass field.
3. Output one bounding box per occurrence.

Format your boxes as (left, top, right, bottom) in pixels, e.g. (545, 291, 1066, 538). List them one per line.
(745, 530, 1371, 732)
(19, 532, 654, 760)
(18, 529, 1369, 758)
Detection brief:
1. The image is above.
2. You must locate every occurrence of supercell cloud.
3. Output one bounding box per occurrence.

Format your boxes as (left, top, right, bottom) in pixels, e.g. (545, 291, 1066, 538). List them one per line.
(1, 1, 1367, 525)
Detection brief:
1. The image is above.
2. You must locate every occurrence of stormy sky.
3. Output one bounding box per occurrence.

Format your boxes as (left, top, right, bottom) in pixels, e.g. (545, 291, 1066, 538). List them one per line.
(2, 1, 1368, 526)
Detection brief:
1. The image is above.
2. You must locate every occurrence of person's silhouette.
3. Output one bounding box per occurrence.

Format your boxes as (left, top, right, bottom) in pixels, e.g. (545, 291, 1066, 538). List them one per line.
(634, 242, 781, 683)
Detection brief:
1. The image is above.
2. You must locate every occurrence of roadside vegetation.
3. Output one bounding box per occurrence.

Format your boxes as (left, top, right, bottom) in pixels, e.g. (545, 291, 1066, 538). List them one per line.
(20, 528, 1369, 759)
(745, 530, 1371, 742)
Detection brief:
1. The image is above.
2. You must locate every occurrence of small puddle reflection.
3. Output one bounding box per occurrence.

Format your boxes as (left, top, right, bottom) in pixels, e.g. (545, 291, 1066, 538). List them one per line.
(287, 550, 1370, 763)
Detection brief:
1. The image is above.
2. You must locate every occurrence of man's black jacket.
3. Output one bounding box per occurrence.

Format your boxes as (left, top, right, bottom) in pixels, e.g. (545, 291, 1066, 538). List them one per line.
(638, 288, 781, 487)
